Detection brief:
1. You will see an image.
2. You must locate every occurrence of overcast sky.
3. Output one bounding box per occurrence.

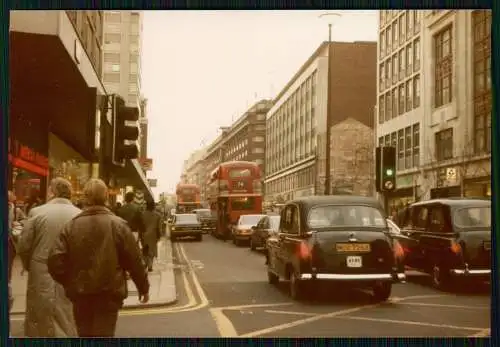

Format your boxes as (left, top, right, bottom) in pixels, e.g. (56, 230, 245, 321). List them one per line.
(141, 10, 378, 199)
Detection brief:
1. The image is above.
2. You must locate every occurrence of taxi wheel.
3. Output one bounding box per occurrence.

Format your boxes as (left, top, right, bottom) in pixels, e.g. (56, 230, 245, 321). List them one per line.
(268, 270, 279, 285)
(289, 271, 305, 300)
(432, 264, 450, 290)
(373, 282, 392, 302)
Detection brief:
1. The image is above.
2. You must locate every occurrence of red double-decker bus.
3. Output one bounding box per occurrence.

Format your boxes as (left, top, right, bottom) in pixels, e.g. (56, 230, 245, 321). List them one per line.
(208, 161, 263, 239)
(175, 183, 202, 213)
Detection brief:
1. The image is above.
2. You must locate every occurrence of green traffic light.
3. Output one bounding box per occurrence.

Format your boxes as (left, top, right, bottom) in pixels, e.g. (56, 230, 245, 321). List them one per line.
(385, 169, 394, 177)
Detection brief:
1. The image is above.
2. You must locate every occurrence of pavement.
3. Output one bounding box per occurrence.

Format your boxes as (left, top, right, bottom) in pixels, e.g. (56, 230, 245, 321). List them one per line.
(9, 236, 177, 316)
(10, 233, 491, 337)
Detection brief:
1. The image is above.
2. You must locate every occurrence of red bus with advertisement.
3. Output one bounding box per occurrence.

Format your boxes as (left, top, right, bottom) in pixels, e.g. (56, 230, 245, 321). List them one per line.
(208, 161, 263, 239)
(175, 183, 202, 213)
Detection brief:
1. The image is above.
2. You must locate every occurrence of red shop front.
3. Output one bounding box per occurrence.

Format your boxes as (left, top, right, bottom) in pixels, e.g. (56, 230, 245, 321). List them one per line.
(8, 137, 49, 204)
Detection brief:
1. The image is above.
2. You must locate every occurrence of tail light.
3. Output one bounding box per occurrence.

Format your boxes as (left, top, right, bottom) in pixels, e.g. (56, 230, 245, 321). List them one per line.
(393, 239, 405, 261)
(298, 241, 312, 260)
(450, 240, 462, 255)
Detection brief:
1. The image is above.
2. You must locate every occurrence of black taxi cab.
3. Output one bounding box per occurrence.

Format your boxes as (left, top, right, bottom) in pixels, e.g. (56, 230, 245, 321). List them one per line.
(266, 196, 406, 301)
(394, 198, 491, 289)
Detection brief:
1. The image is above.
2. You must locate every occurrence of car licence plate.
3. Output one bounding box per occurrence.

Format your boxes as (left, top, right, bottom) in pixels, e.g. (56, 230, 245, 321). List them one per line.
(336, 243, 371, 253)
(346, 256, 362, 268)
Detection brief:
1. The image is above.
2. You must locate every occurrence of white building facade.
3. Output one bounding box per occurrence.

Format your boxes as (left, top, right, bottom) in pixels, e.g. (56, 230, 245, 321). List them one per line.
(376, 10, 491, 210)
(102, 11, 143, 107)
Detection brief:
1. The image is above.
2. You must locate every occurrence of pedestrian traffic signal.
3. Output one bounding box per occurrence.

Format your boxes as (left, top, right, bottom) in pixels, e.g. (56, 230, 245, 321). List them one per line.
(375, 146, 397, 192)
(112, 95, 140, 166)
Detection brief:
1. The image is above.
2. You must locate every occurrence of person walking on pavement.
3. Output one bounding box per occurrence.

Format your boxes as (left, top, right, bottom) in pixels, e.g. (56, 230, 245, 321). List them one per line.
(141, 200, 163, 272)
(116, 192, 144, 245)
(8, 190, 20, 312)
(16, 178, 81, 337)
(48, 179, 149, 337)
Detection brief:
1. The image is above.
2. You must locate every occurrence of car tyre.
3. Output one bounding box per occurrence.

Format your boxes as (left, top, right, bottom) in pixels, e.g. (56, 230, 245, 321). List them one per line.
(373, 282, 392, 302)
(289, 270, 305, 300)
(432, 264, 451, 290)
(268, 269, 279, 285)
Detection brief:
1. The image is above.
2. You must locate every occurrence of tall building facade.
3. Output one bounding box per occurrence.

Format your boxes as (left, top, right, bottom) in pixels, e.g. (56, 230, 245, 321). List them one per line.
(102, 11, 143, 107)
(265, 41, 377, 203)
(139, 96, 148, 159)
(376, 10, 491, 210)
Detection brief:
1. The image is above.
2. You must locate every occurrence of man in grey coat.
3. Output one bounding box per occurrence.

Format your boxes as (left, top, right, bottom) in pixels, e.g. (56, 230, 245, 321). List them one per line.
(17, 178, 80, 337)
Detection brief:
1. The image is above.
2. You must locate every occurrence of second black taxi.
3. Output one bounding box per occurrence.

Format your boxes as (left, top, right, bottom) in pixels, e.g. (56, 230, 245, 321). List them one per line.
(266, 195, 406, 301)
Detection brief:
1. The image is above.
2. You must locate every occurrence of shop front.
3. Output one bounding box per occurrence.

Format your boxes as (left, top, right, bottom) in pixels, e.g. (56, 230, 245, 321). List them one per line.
(8, 136, 49, 205)
(463, 176, 491, 198)
(386, 175, 419, 212)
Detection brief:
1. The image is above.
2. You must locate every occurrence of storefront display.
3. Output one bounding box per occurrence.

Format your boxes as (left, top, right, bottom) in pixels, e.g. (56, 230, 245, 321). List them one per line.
(48, 133, 92, 204)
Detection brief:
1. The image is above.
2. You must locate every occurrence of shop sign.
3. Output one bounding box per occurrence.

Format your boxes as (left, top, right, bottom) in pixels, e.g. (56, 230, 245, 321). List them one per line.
(8, 138, 49, 176)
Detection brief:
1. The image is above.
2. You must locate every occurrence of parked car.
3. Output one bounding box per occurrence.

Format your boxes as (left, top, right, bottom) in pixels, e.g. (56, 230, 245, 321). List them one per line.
(232, 214, 266, 246)
(393, 198, 491, 290)
(250, 215, 280, 251)
(386, 218, 401, 235)
(266, 196, 406, 301)
(170, 213, 203, 242)
(193, 208, 216, 234)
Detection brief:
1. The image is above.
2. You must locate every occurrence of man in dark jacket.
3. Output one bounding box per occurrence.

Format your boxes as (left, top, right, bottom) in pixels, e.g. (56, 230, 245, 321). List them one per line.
(116, 192, 144, 242)
(48, 179, 149, 337)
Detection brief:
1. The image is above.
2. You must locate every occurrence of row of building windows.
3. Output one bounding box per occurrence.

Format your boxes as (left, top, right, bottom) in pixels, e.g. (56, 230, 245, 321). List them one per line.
(379, 37, 420, 93)
(378, 123, 420, 171)
(434, 25, 453, 108)
(226, 138, 248, 156)
(379, 11, 421, 59)
(379, 74, 420, 123)
(267, 71, 318, 175)
(266, 166, 315, 195)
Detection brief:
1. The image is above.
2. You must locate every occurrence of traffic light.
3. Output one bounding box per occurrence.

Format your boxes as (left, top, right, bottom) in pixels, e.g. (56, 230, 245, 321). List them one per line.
(112, 95, 140, 166)
(375, 146, 396, 192)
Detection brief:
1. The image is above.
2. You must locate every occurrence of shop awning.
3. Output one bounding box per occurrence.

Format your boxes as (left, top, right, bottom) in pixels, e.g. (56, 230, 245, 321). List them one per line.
(124, 159, 154, 202)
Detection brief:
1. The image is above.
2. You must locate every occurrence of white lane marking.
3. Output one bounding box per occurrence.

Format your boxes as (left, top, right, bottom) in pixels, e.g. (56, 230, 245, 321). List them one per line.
(400, 302, 490, 310)
(336, 315, 486, 332)
(264, 310, 318, 317)
(239, 294, 451, 338)
(471, 328, 491, 337)
(240, 304, 380, 337)
(389, 294, 446, 303)
(178, 244, 210, 308)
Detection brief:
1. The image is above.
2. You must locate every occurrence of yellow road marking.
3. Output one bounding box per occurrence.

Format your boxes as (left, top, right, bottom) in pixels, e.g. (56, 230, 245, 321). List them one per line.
(471, 328, 491, 337)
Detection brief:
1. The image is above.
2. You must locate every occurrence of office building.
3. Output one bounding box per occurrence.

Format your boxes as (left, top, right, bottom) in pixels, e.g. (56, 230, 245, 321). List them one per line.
(265, 41, 377, 203)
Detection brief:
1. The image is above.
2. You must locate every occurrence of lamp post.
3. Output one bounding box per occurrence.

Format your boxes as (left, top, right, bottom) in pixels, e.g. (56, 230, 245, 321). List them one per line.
(318, 12, 341, 196)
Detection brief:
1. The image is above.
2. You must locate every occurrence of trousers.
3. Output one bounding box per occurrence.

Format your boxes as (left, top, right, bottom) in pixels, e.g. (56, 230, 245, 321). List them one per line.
(72, 296, 122, 337)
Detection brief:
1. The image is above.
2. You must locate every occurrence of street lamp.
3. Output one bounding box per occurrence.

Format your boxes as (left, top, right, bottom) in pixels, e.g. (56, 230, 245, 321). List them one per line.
(318, 12, 342, 196)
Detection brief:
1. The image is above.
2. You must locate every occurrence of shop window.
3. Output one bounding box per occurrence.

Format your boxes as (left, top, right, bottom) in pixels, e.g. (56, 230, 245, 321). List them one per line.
(434, 26, 453, 107)
(435, 128, 453, 161)
(397, 130, 404, 170)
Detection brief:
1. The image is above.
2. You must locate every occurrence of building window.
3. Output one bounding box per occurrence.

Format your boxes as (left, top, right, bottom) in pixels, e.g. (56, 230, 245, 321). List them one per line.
(379, 63, 385, 91)
(399, 15, 405, 44)
(379, 137, 384, 147)
(129, 34, 139, 44)
(130, 43, 139, 52)
(391, 132, 397, 149)
(253, 136, 265, 142)
(406, 44, 413, 76)
(412, 123, 420, 167)
(386, 27, 392, 54)
(105, 33, 121, 44)
(397, 130, 404, 170)
(130, 23, 139, 34)
(405, 80, 413, 112)
(129, 83, 137, 93)
(105, 83, 120, 94)
(130, 62, 138, 74)
(380, 31, 385, 58)
(398, 85, 405, 115)
(104, 52, 120, 63)
(128, 94, 137, 105)
(380, 11, 386, 26)
(385, 135, 390, 147)
(105, 12, 121, 23)
(256, 114, 266, 121)
(414, 11, 420, 33)
(392, 54, 398, 83)
(385, 60, 391, 89)
(393, 21, 398, 47)
(130, 54, 139, 63)
(252, 148, 265, 154)
(406, 11, 413, 38)
(472, 10, 492, 154)
(104, 72, 120, 83)
(386, 92, 392, 119)
(413, 74, 420, 108)
(106, 23, 121, 33)
(434, 26, 453, 108)
(130, 12, 140, 23)
(405, 126, 412, 169)
(379, 96, 385, 124)
(392, 88, 398, 118)
(435, 128, 453, 161)
(413, 38, 420, 71)
(399, 49, 405, 80)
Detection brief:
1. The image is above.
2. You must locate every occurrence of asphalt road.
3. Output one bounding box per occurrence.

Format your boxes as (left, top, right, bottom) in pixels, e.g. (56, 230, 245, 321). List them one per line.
(10, 234, 491, 338)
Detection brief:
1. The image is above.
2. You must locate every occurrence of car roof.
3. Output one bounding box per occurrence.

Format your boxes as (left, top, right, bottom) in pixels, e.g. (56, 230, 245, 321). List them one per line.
(411, 198, 491, 208)
(289, 195, 383, 210)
